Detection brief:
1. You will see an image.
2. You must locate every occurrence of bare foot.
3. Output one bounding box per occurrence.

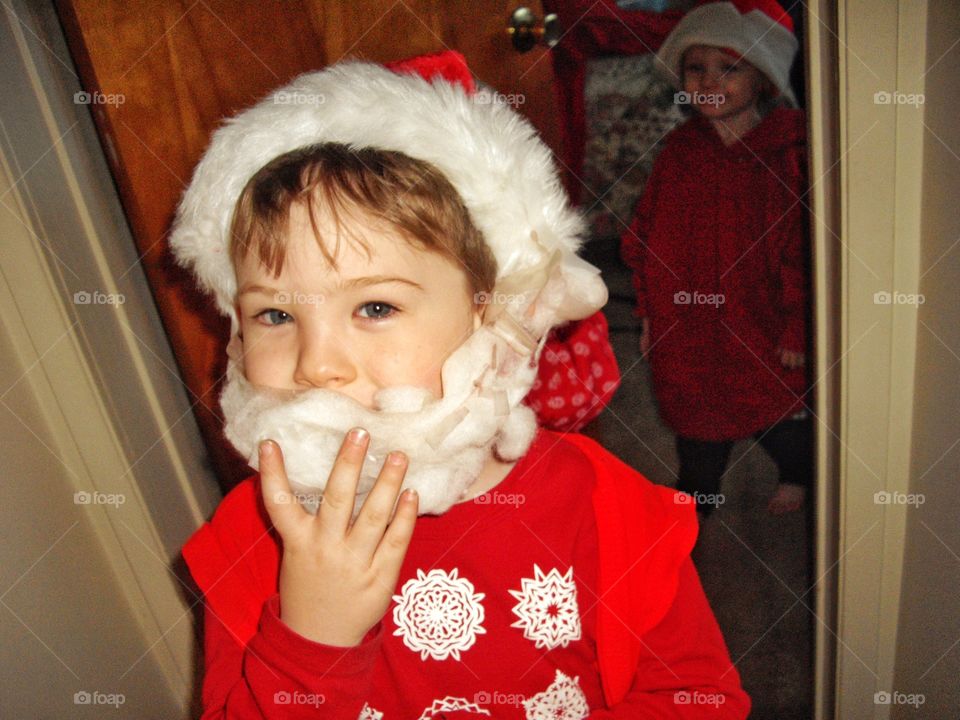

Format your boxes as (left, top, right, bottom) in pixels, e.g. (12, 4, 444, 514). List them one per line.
(768, 484, 805, 515)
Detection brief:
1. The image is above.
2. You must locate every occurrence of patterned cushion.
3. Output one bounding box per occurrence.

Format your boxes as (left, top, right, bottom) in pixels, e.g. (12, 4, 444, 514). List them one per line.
(582, 55, 685, 239)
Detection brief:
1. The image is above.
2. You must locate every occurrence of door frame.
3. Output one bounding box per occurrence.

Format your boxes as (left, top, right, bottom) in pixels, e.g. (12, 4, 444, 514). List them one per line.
(5, 0, 929, 717)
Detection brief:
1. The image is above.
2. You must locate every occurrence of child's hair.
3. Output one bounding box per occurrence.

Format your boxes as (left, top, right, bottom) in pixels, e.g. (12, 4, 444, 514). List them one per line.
(229, 142, 498, 295)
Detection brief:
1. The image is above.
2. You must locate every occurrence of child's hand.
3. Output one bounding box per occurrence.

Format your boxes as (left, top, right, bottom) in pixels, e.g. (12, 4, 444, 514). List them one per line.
(259, 430, 418, 647)
(639, 317, 651, 355)
(779, 348, 805, 369)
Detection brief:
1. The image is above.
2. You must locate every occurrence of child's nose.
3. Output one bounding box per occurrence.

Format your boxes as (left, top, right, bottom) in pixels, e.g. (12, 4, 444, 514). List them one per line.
(702, 70, 721, 89)
(293, 330, 358, 390)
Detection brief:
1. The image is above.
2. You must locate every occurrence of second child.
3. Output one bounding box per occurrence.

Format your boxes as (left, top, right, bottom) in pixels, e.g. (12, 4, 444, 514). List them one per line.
(621, 0, 812, 516)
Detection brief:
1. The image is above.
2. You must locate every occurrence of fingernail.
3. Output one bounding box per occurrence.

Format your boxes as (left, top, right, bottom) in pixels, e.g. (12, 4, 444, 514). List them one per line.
(259, 440, 274, 457)
(349, 428, 368, 445)
(404, 488, 418, 500)
(387, 451, 407, 466)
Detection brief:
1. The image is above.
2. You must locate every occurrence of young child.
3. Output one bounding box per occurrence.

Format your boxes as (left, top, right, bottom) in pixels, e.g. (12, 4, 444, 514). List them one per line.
(621, 0, 812, 517)
(175, 51, 749, 718)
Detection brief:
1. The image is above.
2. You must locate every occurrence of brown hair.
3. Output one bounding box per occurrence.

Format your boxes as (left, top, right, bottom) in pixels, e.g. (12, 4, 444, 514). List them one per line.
(229, 143, 497, 295)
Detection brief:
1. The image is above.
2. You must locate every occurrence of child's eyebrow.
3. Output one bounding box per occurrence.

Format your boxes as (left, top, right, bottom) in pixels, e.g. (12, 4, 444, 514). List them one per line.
(238, 277, 423, 297)
(338, 276, 424, 291)
(238, 283, 279, 296)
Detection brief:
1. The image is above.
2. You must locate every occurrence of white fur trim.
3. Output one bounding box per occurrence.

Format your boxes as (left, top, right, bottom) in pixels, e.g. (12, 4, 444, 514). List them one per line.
(655, 2, 799, 106)
(169, 61, 598, 325)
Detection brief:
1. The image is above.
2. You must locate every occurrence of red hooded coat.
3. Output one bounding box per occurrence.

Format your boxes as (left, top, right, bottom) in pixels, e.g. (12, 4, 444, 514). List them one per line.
(622, 108, 809, 441)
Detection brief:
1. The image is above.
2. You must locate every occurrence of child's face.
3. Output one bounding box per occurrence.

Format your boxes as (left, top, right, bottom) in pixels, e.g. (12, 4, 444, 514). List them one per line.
(235, 202, 482, 408)
(682, 45, 767, 121)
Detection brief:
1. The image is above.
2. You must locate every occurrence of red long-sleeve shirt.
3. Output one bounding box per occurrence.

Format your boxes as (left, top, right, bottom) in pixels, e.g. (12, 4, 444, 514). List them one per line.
(184, 431, 750, 718)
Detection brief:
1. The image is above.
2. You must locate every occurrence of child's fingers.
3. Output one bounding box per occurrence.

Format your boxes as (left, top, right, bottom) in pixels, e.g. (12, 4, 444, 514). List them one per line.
(348, 451, 410, 559)
(372, 488, 418, 575)
(316, 428, 369, 539)
(258, 440, 303, 535)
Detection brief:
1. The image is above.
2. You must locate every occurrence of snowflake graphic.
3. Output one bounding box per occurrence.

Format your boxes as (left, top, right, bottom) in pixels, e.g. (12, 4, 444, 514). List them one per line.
(417, 696, 492, 719)
(393, 568, 486, 661)
(358, 703, 383, 720)
(523, 670, 589, 720)
(509, 565, 582, 649)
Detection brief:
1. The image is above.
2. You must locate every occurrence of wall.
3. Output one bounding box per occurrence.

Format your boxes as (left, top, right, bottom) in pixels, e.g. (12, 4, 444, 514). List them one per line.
(0, 1, 221, 716)
(892, 0, 960, 717)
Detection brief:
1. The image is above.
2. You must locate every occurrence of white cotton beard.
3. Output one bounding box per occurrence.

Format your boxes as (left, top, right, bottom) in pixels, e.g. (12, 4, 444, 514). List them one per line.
(220, 326, 539, 517)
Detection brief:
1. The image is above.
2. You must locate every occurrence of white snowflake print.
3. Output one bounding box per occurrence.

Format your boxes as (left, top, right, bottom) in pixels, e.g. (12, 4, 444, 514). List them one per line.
(523, 670, 590, 720)
(358, 703, 383, 720)
(417, 696, 492, 719)
(509, 565, 582, 650)
(393, 568, 486, 661)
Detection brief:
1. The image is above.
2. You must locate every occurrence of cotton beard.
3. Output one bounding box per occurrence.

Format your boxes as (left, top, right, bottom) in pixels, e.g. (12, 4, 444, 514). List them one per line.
(220, 325, 540, 517)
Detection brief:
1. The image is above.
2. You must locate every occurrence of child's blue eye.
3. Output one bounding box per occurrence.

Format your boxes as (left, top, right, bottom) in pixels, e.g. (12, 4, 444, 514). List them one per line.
(357, 302, 397, 320)
(255, 309, 292, 326)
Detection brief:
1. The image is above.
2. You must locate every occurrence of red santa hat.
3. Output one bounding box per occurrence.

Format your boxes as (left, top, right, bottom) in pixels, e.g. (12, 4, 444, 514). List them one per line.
(655, 0, 799, 106)
(169, 50, 606, 341)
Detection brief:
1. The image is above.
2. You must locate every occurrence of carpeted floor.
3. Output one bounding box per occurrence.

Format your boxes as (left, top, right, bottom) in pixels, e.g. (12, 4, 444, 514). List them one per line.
(579, 236, 813, 719)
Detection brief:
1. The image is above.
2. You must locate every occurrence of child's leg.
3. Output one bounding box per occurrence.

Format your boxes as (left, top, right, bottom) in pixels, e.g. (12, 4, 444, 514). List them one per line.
(755, 417, 813, 514)
(675, 435, 734, 516)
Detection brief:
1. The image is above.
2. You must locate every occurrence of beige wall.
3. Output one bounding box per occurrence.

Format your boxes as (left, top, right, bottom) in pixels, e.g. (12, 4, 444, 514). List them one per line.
(832, 0, 960, 717)
(892, 0, 960, 716)
(0, 1, 220, 717)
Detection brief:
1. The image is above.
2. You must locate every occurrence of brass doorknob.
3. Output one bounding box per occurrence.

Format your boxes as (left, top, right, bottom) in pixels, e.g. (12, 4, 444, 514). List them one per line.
(507, 7, 560, 53)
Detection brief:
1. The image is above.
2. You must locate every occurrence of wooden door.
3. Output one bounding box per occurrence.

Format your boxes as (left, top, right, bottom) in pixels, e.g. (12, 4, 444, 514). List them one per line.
(56, 0, 566, 491)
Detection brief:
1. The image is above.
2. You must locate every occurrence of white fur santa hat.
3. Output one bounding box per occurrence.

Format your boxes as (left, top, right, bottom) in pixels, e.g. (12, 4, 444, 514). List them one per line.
(168, 52, 608, 505)
(656, 0, 799, 106)
(169, 50, 606, 336)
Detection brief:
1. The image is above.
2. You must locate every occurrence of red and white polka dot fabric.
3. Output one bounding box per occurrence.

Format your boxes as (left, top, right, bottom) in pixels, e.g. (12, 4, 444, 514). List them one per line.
(525, 311, 621, 433)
